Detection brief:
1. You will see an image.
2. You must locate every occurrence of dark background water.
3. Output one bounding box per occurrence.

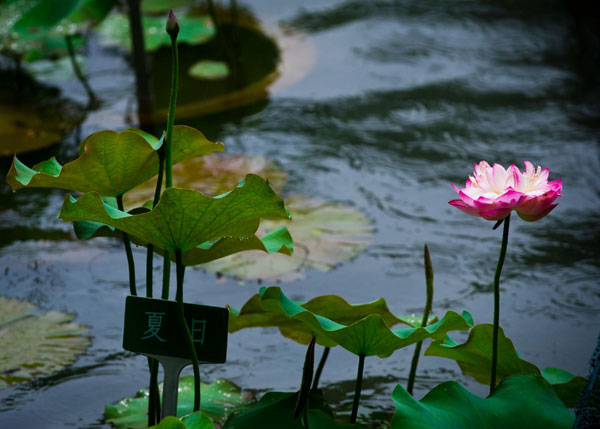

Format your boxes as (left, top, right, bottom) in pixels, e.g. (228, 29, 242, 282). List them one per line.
(1, 0, 599, 427)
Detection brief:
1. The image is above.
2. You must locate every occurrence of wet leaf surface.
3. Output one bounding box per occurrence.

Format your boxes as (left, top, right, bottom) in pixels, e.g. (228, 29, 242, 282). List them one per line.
(0, 296, 90, 389)
(390, 374, 574, 428)
(424, 323, 585, 407)
(59, 174, 290, 251)
(228, 287, 473, 357)
(7, 126, 222, 196)
(105, 377, 253, 429)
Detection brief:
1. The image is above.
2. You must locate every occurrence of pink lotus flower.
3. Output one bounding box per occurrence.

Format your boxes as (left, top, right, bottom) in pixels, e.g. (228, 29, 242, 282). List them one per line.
(449, 161, 562, 221)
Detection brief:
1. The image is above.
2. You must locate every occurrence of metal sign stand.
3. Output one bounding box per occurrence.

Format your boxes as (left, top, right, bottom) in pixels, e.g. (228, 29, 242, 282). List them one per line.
(122, 296, 229, 418)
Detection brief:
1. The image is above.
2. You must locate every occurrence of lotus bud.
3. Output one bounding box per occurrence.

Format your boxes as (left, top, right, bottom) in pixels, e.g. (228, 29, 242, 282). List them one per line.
(166, 9, 180, 39)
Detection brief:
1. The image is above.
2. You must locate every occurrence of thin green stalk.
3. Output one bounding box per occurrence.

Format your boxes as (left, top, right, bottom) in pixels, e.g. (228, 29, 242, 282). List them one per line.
(146, 150, 165, 297)
(311, 347, 330, 391)
(147, 357, 160, 425)
(65, 34, 97, 108)
(165, 18, 179, 189)
(175, 250, 201, 411)
(350, 354, 365, 424)
(116, 195, 136, 296)
(407, 244, 434, 395)
(490, 214, 511, 394)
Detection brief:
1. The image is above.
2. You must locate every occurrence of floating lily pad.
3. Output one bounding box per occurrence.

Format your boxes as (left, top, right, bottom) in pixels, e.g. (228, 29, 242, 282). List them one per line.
(7, 126, 223, 196)
(390, 374, 574, 428)
(205, 196, 373, 282)
(59, 174, 290, 252)
(228, 287, 473, 357)
(189, 60, 230, 80)
(150, 412, 214, 429)
(224, 390, 367, 429)
(124, 153, 287, 208)
(424, 324, 585, 407)
(98, 12, 214, 51)
(0, 296, 90, 389)
(105, 377, 253, 429)
(141, 0, 195, 13)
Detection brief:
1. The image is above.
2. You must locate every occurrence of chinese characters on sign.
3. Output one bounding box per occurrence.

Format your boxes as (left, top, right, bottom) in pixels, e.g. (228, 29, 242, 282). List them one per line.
(123, 296, 228, 363)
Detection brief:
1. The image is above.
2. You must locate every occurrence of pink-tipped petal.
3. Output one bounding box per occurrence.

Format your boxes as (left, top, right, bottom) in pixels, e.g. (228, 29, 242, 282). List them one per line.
(449, 199, 480, 217)
(479, 207, 513, 221)
(516, 204, 557, 222)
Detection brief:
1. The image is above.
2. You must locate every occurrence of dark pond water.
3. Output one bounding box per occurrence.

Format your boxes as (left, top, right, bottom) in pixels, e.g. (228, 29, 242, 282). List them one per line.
(1, 0, 599, 427)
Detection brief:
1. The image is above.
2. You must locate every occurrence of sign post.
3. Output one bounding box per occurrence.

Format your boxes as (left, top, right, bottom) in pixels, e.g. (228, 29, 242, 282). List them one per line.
(123, 296, 229, 417)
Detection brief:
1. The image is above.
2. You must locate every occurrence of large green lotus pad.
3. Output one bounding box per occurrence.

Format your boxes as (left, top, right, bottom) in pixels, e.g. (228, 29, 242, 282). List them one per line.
(151, 412, 214, 429)
(59, 174, 290, 252)
(6, 125, 223, 196)
(0, 296, 90, 389)
(228, 287, 473, 357)
(424, 323, 585, 407)
(390, 374, 574, 428)
(105, 377, 253, 429)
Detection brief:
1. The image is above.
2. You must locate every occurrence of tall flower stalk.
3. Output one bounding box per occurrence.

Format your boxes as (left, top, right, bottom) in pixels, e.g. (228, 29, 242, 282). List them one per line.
(449, 160, 562, 393)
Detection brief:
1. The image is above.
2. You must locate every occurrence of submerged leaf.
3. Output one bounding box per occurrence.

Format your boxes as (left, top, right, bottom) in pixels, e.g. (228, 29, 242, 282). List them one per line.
(59, 174, 290, 251)
(224, 390, 367, 429)
(205, 196, 374, 282)
(390, 374, 574, 428)
(424, 324, 585, 407)
(0, 296, 90, 389)
(228, 287, 473, 357)
(98, 12, 214, 51)
(124, 153, 287, 208)
(6, 126, 223, 196)
(105, 377, 253, 429)
(189, 61, 230, 80)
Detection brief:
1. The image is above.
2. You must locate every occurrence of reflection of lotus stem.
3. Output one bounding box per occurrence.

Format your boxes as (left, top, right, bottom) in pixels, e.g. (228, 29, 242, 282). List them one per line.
(116, 195, 136, 296)
(65, 34, 97, 109)
(350, 354, 366, 423)
(175, 250, 201, 411)
(407, 244, 434, 395)
(490, 214, 510, 394)
(311, 347, 330, 391)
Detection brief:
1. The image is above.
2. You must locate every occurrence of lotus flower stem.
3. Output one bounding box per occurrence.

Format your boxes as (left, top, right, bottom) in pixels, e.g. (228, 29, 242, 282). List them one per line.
(116, 195, 136, 296)
(407, 244, 434, 395)
(147, 357, 160, 425)
(146, 149, 165, 298)
(175, 249, 201, 411)
(490, 213, 511, 394)
(165, 10, 179, 189)
(311, 347, 330, 391)
(65, 34, 97, 109)
(350, 354, 366, 423)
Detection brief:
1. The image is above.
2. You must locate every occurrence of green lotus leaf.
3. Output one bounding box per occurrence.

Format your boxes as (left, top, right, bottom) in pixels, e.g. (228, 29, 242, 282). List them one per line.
(189, 61, 230, 80)
(151, 417, 187, 429)
(150, 412, 214, 429)
(141, 0, 195, 13)
(205, 196, 374, 282)
(12, 0, 80, 37)
(424, 324, 585, 407)
(59, 174, 290, 252)
(224, 391, 367, 429)
(98, 12, 214, 52)
(105, 377, 253, 429)
(228, 287, 473, 357)
(53, 0, 118, 36)
(124, 153, 287, 209)
(0, 296, 90, 389)
(390, 374, 574, 428)
(6, 126, 223, 196)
